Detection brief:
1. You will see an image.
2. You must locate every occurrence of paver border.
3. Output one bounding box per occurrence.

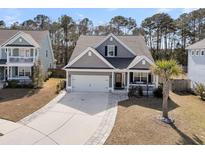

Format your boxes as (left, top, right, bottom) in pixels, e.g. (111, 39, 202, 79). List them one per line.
(85, 93, 128, 145)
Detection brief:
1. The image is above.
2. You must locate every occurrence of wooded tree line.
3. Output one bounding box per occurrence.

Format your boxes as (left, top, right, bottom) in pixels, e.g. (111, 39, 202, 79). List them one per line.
(1, 8, 205, 67)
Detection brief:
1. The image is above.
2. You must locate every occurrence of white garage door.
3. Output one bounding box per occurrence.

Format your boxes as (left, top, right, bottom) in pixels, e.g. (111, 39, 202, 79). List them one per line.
(71, 75, 109, 92)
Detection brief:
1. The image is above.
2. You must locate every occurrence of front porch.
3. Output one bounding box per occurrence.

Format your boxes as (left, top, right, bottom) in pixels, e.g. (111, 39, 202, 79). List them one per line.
(111, 70, 158, 94)
(0, 66, 32, 82)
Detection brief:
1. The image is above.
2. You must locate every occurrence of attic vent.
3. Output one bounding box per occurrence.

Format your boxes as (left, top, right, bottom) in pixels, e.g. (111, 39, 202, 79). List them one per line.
(88, 51, 92, 56)
(142, 60, 146, 65)
(110, 37, 113, 41)
(19, 38, 22, 42)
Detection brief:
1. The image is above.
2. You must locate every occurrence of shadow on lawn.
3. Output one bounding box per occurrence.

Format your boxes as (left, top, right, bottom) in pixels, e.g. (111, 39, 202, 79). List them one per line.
(0, 88, 40, 103)
(119, 97, 179, 112)
(170, 123, 204, 145)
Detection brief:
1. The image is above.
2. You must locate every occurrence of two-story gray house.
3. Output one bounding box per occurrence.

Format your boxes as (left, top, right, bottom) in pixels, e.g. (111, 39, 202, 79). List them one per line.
(186, 39, 205, 88)
(64, 33, 158, 93)
(0, 29, 55, 84)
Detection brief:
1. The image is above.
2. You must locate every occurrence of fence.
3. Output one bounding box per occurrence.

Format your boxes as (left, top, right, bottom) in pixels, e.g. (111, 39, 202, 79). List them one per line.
(171, 79, 191, 92)
(48, 68, 66, 78)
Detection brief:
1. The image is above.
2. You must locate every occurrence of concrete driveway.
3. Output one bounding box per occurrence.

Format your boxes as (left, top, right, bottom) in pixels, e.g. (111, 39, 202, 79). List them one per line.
(0, 92, 125, 145)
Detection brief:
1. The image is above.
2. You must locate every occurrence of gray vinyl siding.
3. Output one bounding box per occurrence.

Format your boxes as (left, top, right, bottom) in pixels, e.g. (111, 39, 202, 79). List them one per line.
(9, 36, 31, 46)
(96, 36, 135, 58)
(70, 50, 111, 68)
(188, 49, 205, 88)
(38, 34, 55, 77)
(1, 48, 7, 59)
(67, 72, 112, 88)
(131, 59, 151, 69)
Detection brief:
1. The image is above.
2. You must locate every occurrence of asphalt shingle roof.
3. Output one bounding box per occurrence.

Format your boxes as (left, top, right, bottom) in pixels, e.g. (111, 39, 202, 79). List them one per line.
(69, 34, 154, 63)
(0, 29, 49, 46)
(106, 57, 134, 69)
(186, 38, 205, 49)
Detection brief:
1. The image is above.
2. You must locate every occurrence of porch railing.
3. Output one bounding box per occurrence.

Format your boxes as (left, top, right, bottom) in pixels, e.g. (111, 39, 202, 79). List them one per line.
(9, 57, 34, 63)
(129, 83, 155, 91)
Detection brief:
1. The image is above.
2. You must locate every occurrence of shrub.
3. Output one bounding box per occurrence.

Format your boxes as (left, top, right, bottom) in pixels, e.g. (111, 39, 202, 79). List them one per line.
(138, 86, 143, 96)
(56, 83, 61, 94)
(7, 80, 19, 88)
(128, 86, 137, 97)
(153, 86, 163, 98)
(194, 82, 205, 101)
(56, 80, 66, 94)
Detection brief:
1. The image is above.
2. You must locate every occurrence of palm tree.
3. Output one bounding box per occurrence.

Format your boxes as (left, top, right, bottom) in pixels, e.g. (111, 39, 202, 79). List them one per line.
(151, 60, 182, 123)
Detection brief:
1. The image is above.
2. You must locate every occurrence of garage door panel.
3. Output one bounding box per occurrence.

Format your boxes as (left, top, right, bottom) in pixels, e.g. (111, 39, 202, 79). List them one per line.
(71, 75, 109, 92)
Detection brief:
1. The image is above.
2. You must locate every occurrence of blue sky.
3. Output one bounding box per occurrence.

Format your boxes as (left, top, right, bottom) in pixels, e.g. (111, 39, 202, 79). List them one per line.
(0, 8, 198, 26)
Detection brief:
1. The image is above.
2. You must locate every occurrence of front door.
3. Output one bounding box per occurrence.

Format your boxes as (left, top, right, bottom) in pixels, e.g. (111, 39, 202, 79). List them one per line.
(115, 73, 122, 88)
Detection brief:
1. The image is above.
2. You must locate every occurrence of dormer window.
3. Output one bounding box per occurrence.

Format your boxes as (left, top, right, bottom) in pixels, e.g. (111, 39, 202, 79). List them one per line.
(108, 45, 115, 57)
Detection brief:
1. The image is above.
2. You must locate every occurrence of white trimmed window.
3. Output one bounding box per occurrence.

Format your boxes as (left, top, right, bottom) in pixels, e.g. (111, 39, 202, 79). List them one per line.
(133, 72, 149, 83)
(201, 50, 204, 56)
(19, 67, 31, 77)
(191, 50, 195, 56)
(107, 45, 115, 57)
(196, 50, 199, 56)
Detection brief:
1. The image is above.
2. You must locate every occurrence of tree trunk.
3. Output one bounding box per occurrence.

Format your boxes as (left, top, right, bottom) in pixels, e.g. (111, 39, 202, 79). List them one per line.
(162, 80, 170, 118)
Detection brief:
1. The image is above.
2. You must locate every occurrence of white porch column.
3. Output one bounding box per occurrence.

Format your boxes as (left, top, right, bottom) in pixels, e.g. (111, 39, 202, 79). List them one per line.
(33, 48, 36, 62)
(111, 71, 114, 92)
(6, 48, 9, 63)
(127, 72, 130, 92)
(7, 66, 9, 80)
(155, 75, 159, 88)
(66, 70, 68, 91)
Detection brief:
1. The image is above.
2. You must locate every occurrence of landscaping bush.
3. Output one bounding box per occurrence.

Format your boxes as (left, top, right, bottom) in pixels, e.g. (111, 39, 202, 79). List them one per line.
(138, 86, 143, 96)
(128, 86, 143, 97)
(6, 80, 34, 89)
(194, 82, 205, 101)
(56, 83, 61, 94)
(153, 86, 163, 98)
(56, 80, 66, 94)
(7, 80, 19, 88)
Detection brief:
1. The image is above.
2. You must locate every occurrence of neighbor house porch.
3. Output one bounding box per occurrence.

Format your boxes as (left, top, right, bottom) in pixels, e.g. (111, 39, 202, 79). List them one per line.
(0, 66, 32, 83)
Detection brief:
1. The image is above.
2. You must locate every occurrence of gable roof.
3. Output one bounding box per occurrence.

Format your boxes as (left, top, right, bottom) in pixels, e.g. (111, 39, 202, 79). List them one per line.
(186, 38, 205, 50)
(69, 34, 154, 62)
(106, 57, 134, 69)
(0, 29, 49, 47)
(64, 47, 115, 69)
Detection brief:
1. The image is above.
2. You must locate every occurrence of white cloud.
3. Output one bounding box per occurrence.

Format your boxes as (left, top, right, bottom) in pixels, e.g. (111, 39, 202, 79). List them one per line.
(181, 8, 199, 13)
(76, 13, 84, 19)
(2, 9, 21, 26)
(156, 8, 173, 13)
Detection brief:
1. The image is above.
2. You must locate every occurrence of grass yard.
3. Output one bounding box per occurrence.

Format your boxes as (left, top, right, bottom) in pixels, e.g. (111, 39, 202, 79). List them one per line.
(105, 92, 205, 145)
(0, 78, 63, 122)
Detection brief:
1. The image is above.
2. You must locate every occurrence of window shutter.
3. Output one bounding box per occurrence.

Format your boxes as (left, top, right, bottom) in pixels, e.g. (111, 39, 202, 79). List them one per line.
(105, 46, 108, 56)
(130, 72, 133, 83)
(115, 46, 117, 56)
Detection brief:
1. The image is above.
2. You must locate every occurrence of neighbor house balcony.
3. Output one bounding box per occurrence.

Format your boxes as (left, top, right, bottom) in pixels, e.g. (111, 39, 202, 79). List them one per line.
(0, 47, 39, 64)
(9, 57, 35, 63)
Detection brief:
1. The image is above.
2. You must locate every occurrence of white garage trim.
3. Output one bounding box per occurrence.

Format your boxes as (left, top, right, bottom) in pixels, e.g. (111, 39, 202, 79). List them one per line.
(71, 75, 110, 92)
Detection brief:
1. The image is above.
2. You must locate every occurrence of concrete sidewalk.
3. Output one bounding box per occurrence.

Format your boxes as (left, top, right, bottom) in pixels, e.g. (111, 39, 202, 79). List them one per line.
(0, 92, 126, 145)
